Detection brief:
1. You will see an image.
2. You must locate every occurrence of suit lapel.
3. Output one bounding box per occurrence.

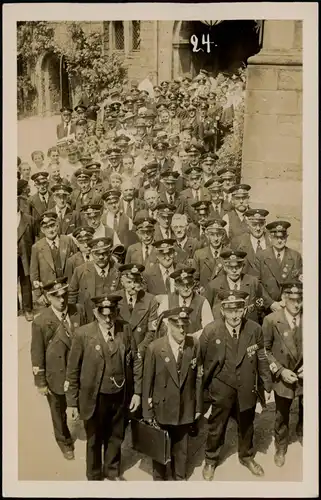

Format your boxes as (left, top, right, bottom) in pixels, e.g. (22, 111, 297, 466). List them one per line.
(275, 310, 298, 362)
(118, 292, 131, 324)
(42, 239, 55, 271)
(204, 246, 215, 273)
(264, 247, 282, 281)
(59, 237, 68, 272)
(179, 338, 194, 387)
(131, 291, 148, 329)
(161, 337, 179, 387)
(236, 320, 254, 367)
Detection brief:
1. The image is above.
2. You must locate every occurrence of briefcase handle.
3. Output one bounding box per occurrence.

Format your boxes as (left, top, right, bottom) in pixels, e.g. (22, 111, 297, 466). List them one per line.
(133, 417, 161, 430)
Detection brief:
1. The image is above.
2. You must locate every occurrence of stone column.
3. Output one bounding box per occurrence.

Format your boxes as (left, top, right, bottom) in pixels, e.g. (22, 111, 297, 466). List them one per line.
(242, 20, 302, 251)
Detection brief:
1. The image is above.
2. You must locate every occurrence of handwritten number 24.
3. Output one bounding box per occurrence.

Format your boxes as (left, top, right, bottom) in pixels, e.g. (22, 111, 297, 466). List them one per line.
(190, 34, 215, 53)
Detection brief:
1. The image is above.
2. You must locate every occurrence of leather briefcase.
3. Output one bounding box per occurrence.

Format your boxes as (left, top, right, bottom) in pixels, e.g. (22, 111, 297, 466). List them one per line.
(130, 419, 171, 465)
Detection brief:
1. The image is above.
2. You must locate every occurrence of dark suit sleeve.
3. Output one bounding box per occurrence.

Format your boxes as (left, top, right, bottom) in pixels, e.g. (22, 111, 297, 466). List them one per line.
(30, 319, 47, 388)
(142, 343, 156, 420)
(254, 255, 274, 307)
(262, 315, 284, 377)
(65, 330, 84, 408)
(256, 324, 272, 392)
(137, 297, 158, 356)
(128, 325, 143, 396)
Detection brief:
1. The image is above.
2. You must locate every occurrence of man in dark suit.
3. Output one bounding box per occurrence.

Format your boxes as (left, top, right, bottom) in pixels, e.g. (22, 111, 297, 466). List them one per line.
(217, 167, 237, 203)
(56, 107, 77, 140)
(31, 277, 86, 460)
(200, 152, 217, 185)
(30, 212, 77, 304)
(204, 176, 232, 219)
(205, 249, 270, 324)
(68, 237, 121, 323)
(222, 184, 251, 241)
(263, 281, 303, 467)
(65, 226, 94, 282)
(119, 179, 146, 222)
(17, 182, 37, 321)
(254, 221, 303, 308)
(143, 306, 203, 480)
(178, 165, 211, 225)
(29, 172, 55, 221)
(80, 204, 121, 246)
(144, 239, 178, 296)
(139, 161, 166, 197)
(153, 140, 174, 175)
(101, 189, 137, 248)
(153, 203, 176, 241)
(200, 290, 272, 480)
(117, 264, 158, 356)
(171, 213, 202, 266)
(70, 168, 101, 212)
(159, 171, 182, 207)
(50, 184, 80, 236)
(231, 208, 270, 277)
(193, 219, 227, 290)
(65, 294, 142, 481)
(125, 216, 157, 266)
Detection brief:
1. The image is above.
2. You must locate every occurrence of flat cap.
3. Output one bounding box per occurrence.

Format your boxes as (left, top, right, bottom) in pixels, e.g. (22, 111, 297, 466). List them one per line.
(155, 203, 176, 214)
(74, 168, 91, 180)
(119, 263, 145, 276)
(72, 226, 95, 240)
(51, 184, 73, 195)
(244, 208, 269, 221)
(152, 239, 176, 252)
(42, 277, 69, 295)
(191, 200, 211, 211)
(204, 176, 223, 189)
(31, 171, 49, 182)
(170, 266, 196, 281)
(135, 216, 156, 229)
(80, 204, 102, 214)
(92, 294, 122, 308)
(203, 218, 227, 231)
(229, 184, 251, 196)
(185, 165, 203, 176)
(220, 249, 247, 262)
(101, 189, 121, 202)
(88, 237, 113, 253)
(40, 211, 58, 226)
(161, 171, 180, 182)
(163, 306, 193, 321)
(281, 281, 303, 296)
(219, 290, 249, 306)
(266, 220, 291, 233)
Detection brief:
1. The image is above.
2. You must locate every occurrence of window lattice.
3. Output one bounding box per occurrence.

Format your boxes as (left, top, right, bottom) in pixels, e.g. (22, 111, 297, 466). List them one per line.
(132, 21, 141, 50)
(114, 21, 124, 50)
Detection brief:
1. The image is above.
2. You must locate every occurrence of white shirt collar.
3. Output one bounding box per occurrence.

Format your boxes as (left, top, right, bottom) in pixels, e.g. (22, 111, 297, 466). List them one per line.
(167, 332, 184, 361)
(235, 209, 245, 221)
(178, 294, 193, 307)
(212, 201, 222, 210)
(284, 308, 301, 328)
(176, 236, 188, 248)
(250, 234, 266, 251)
(225, 321, 241, 338)
(46, 236, 60, 248)
(226, 276, 241, 290)
(210, 245, 222, 259)
(94, 263, 109, 277)
(273, 247, 285, 261)
(56, 205, 67, 218)
(39, 191, 49, 202)
(51, 306, 70, 325)
(98, 322, 115, 342)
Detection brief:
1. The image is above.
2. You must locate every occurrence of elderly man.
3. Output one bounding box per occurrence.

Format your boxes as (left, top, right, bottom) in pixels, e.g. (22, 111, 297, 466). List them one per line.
(204, 176, 231, 219)
(158, 267, 213, 338)
(125, 216, 157, 266)
(143, 306, 203, 481)
(65, 226, 94, 282)
(80, 204, 121, 246)
(70, 168, 101, 212)
(193, 219, 227, 290)
(153, 203, 176, 241)
(231, 208, 271, 277)
(200, 153, 218, 184)
(200, 290, 272, 480)
(31, 277, 85, 461)
(66, 294, 142, 481)
(29, 172, 55, 220)
(263, 281, 303, 468)
(142, 189, 160, 219)
(51, 184, 80, 236)
(144, 239, 177, 295)
(254, 221, 303, 310)
(30, 211, 76, 304)
(171, 213, 201, 264)
(68, 237, 121, 323)
(117, 263, 158, 356)
(217, 167, 237, 202)
(222, 184, 251, 241)
(101, 189, 134, 247)
(119, 179, 146, 221)
(204, 249, 269, 324)
(159, 171, 182, 207)
(178, 165, 211, 225)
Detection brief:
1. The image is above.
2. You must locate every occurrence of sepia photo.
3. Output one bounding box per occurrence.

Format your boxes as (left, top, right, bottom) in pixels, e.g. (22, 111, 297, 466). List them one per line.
(3, 3, 318, 498)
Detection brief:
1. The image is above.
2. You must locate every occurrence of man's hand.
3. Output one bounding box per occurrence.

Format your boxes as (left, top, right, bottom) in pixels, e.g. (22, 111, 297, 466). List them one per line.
(195, 412, 201, 420)
(37, 386, 51, 396)
(66, 407, 79, 421)
(271, 301, 283, 312)
(129, 394, 141, 413)
(297, 366, 303, 379)
(281, 368, 299, 384)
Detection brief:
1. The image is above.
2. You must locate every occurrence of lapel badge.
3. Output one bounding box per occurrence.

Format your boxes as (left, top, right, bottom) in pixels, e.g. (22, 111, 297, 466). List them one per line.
(283, 267, 288, 272)
(95, 344, 101, 351)
(216, 339, 221, 345)
(282, 274, 286, 278)
(73, 322, 79, 328)
(284, 332, 288, 337)
(165, 356, 170, 363)
(137, 327, 141, 332)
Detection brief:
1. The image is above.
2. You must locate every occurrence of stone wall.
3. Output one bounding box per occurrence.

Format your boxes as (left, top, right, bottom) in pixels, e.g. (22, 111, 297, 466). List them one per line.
(242, 20, 302, 251)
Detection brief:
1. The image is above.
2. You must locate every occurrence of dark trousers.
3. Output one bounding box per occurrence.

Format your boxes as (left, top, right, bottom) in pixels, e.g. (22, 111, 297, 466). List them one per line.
(152, 424, 189, 481)
(84, 391, 126, 481)
(46, 391, 73, 452)
(18, 257, 32, 312)
(205, 385, 255, 466)
(274, 393, 303, 452)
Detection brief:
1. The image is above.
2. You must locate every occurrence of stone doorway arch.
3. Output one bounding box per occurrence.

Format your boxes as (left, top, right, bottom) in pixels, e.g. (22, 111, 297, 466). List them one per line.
(36, 52, 71, 116)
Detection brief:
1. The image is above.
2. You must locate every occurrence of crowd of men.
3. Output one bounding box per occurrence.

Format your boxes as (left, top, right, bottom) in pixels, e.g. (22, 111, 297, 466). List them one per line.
(17, 70, 303, 482)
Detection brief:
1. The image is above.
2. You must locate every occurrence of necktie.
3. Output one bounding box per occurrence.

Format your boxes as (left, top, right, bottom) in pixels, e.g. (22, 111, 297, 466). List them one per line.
(41, 195, 47, 206)
(183, 299, 187, 306)
(107, 330, 114, 342)
(214, 250, 219, 259)
(145, 245, 149, 260)
(292, 317, 297, 330)
(195, 190, 200, 202)
(84, 254, 90, 262)
(61, 312, 71, 335)
(165, 229, 170, 239)
(51, 240, 63, 277)
(170, 195, 175, 205)
(176, 346, 183, 374)
(101, 269, 106, 278)
(232, 328, 238, 340)
(164, 270, 171, 293)
(52, 240, 57, 250)
(276, 252, 282, 265)
(126, 202, 133, 219)
(256, 239, 262, 252)
(113, 215, 118, 231)
(128, 296, 133, 314)
(231, 282, 238, 291)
